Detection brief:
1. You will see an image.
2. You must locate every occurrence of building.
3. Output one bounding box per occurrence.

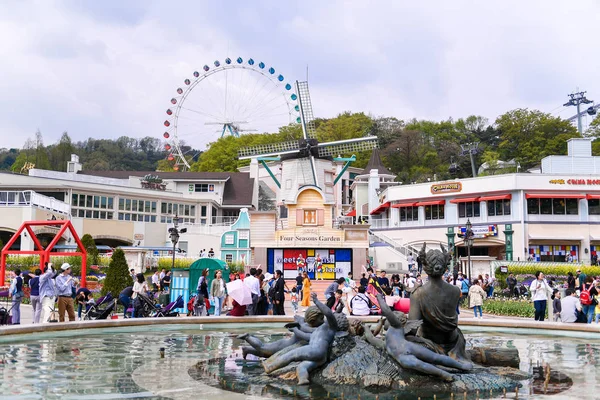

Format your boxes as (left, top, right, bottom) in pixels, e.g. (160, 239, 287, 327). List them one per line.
(369, 138, 600, 274)
(0, 155, 253, 266)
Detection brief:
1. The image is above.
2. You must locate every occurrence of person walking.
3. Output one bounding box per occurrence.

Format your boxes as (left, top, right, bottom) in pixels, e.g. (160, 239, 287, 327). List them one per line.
(243, 267, 260, 316)
(530, 271, 552, 322)
(39, 263, 56, 324)
(9, 269, 24, 325)
(295, 272, 303, 302)
(271, 270, 286, 315)
(210, 270, 226, 316)
(151, 270, 160, 292)
(132, 273, 149, 318)
(579, 277, 598, 324)
(301, 271, 311, 308)
(55, 263, 77, 322)
(469, 279, 487, 319)
(195, 268, 210, 316)
(28, 269, 42, 324)
(551, 289, 562, 322)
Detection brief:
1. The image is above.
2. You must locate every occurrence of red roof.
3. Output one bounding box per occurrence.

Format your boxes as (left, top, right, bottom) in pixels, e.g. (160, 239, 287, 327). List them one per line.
(479, 194, 511, 201)
(391, 202, 416, 208)
(449, 197, 480, 204)
(370, 202, 391, 215)
(414, 200, 445, 206)
(346, 209, 356, 217)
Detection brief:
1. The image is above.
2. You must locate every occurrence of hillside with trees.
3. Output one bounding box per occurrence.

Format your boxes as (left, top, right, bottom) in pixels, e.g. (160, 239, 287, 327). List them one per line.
(1, 108, 596, 183)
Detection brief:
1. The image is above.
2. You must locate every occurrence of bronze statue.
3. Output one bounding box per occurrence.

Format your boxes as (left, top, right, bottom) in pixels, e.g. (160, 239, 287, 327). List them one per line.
(409, 243, 469, 361)
(262, 292, 347, 385)
(368, 294, 472, 382)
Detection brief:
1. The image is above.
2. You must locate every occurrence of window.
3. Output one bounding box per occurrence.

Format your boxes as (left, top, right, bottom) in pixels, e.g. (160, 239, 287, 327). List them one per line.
(159, 201, 196, 223)
(225, 254, 233, 263)
(239, 230, 249, 240)
(279, 205, 288, 219)
(488, 199, 511, 216)
(458, 202, 480, 218)
(589, 199, 600, 215)
(117, 197, 160, 223)
(425, 204, 444, 220)
(527, 197, 579, 215)
(400, 206, 418, 221)
(71, 193, 115, 220)
(303, 209, 317, 225)
(224, 234, 235, 245)
(194, 183, 215, 192)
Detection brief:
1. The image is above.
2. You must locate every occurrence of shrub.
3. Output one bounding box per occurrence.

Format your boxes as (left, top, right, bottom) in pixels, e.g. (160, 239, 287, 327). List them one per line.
(102, 248, 133, 296)
(80, 234, 99, 265)
(227, 261, 245, 274)
(482, 297, 547, 319)
(495, 264, 600, 289)
(157, 257, 194, 270)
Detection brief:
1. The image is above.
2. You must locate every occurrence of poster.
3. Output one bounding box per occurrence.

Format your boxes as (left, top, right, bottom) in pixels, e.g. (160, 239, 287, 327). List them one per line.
(268, 248, 352, 280)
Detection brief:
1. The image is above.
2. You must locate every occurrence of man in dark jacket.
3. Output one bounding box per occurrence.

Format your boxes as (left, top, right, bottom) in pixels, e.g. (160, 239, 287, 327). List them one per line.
(506, 273, 517, 297)
(272, 270, 286, 315)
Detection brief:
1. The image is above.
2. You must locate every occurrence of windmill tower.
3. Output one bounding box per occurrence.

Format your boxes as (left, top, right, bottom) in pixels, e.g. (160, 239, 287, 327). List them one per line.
(238, 81, 378, 205)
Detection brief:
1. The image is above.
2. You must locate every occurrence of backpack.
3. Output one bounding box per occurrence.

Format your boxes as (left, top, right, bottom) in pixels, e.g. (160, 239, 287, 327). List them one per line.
(580, 283, 593, 306)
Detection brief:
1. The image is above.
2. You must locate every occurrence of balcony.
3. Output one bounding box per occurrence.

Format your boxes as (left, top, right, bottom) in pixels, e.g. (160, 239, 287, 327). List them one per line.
(370, 218, 389, 229)
(0, 191, 70, 215)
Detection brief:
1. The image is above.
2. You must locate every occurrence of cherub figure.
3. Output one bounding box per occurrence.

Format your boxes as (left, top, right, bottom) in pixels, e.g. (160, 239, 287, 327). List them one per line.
(368, 293, 472, 382)
(262, 292, 347, 385)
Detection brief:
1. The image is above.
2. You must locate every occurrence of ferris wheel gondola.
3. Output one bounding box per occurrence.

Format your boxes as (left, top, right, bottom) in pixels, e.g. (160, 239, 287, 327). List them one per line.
(161, 57, 300, 170)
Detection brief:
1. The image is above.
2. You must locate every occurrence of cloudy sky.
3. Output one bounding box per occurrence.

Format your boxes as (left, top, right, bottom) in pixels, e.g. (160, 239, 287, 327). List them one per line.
(1, 0, 599, 150)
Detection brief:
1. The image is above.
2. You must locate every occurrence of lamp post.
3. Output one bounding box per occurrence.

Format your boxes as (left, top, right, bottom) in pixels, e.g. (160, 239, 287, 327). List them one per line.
(465, 218, 475, 280)
(168, 213, 187, 271)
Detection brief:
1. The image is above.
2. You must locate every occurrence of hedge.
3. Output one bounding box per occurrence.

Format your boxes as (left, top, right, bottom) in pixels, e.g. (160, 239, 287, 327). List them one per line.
(481, 298, 545, 319)
(495, 264, 600, 289)
(157, 257, 195, 270)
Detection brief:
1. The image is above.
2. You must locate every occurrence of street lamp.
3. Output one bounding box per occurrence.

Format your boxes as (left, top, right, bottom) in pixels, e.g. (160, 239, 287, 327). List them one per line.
(168, 213, 187, 270)
(465, 218, 475, 280)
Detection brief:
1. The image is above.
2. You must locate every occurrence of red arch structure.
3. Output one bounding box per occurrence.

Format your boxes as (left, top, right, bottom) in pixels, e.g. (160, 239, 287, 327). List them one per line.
(0, 220, 87, 288)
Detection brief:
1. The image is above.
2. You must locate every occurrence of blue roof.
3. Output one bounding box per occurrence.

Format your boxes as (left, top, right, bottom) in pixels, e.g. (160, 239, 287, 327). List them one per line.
(231, 209, 251, 230)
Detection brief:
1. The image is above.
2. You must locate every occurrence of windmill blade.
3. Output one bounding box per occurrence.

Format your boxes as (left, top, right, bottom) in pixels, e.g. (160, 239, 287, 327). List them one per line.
(295, 81, 317, 139)
(238, 140, 300, 160)
(316, 136, 378, 157)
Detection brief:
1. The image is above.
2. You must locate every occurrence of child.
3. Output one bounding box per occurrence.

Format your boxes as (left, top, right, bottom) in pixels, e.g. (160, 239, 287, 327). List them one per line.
(290, 287, 299, 314)
(551, 289, 562, 322)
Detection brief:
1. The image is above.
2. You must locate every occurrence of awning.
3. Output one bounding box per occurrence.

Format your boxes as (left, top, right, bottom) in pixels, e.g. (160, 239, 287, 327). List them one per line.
(479, 194, 512, 201)
(370, 202, 390, 215)
(391, 202, 416, 208)
(346, 209, 356, 217)
(525, 193, 586, 199)
(449, 197, 480, 204)
(414, 200, 445, 206)
(587, 194, 600, 200)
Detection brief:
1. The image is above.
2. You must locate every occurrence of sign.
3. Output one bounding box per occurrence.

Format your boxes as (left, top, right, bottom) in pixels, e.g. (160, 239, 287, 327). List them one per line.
(458, 224, 497, 239)
(550, 178, 600, 185)
(276, 228, 344, 246)
(133, 233, 144, 240)
(430, 182, 462, 194)
(269, 248, 352, 279)
(500, 266, 508, 273)
(344, 230, 368, 241)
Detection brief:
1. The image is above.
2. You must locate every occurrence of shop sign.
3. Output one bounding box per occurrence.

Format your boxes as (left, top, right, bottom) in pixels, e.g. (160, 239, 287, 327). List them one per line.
(344, 230, 368, 241)
(550, 178, 600, 185)
(133, 233, 144, 240)
(458, 224, 497, 239)
(430, 182, 462, 194)
(278, 234, 342, 244)
(500, 266, 508, 273)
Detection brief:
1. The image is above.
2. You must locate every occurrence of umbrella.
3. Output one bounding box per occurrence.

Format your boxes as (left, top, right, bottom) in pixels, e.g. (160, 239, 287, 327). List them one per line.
(226, 279, 253, 306)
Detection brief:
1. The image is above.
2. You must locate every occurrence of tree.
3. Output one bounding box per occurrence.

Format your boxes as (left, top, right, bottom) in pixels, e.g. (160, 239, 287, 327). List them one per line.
(101, 248, 132, 296)
(495, 109, 579, 169)
(49, 132, 75, 171)
(80, 234, 99, 265)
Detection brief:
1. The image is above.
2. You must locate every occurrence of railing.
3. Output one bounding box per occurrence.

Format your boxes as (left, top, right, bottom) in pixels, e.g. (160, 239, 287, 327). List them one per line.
(369, 218, 389, 229)
(210, 216, 239, 226)
(179, 222, 232, 235)
(369, 230, 414, 263)
(0, 190, 70, 215)
(333, 216, 354, 229)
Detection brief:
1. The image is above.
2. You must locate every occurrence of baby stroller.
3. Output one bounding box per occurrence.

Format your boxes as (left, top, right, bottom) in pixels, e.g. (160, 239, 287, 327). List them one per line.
(0, 289, 15, 325)
(153, 295, 184, 317)
(82, 293, 114, 320)
(133, 293, 159, 318)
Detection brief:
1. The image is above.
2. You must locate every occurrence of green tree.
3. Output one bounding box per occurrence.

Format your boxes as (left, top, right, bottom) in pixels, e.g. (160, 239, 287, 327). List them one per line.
(101, 248, 132, 296)
(49, 132, 75, 171)
(495, 109, 579, 169)
(80, 234, 99, 265)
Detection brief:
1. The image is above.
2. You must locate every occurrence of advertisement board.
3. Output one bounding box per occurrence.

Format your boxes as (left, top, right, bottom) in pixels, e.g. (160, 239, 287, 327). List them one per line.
(267, 248, 352, 280)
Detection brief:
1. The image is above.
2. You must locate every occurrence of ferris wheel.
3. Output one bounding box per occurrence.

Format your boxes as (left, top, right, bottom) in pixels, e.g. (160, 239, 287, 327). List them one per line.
(161, 57, 300, 170)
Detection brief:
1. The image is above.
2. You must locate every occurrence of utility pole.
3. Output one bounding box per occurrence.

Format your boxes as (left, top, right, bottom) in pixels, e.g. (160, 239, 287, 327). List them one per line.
(460, 143, 479, 178)
(564, 91, 593, 133)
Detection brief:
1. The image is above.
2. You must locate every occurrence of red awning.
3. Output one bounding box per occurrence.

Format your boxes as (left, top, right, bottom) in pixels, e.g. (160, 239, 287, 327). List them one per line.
(391, 202, 416, 208)
(370, 202, 390, 215)
(587, 194, 600, 200)
(525, 194, 586, 199)
(449, 197, 480, 204)
(479, 194, 512, 201)
(414, 200, 445, 206)
(346, 209, 356, 217)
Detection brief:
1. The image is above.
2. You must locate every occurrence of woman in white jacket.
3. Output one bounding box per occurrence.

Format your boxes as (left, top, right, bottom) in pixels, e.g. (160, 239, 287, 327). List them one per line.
(529, 271, 552, 321)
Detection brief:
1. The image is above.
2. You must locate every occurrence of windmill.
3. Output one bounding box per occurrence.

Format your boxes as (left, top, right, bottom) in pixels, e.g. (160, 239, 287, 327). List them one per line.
(238, 81, 378, 198)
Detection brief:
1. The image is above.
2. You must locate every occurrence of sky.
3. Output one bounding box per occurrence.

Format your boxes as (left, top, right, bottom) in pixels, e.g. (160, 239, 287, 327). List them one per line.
(1, 0, 599, 150)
